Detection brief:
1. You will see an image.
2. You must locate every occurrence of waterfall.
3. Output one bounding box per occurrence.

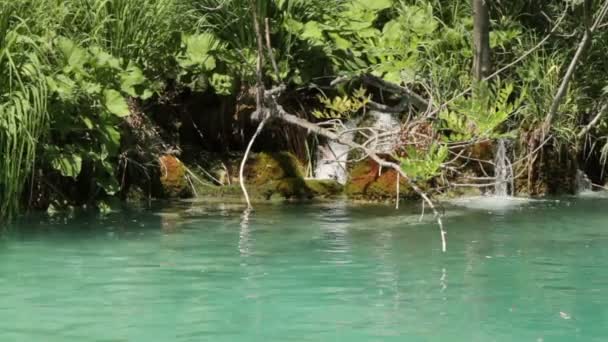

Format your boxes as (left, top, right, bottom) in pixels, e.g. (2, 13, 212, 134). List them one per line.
(314, 112, 399, 184)
(313, 140, 351, 184)
(494, 139, 513, 197)
(368, 111, 400, 153)
(576, 169, 593, 194)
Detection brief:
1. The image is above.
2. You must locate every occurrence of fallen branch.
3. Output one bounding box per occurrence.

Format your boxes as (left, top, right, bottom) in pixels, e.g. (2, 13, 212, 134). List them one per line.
(578, 102, 608, 139)
(361, 74, 431, 110)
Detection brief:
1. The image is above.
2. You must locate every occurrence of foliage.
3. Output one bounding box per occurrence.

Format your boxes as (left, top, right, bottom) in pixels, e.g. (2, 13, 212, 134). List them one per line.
(440, 81, 522, 141)
(312, 88, 370, 119)
(44, 37, 152, 195)
(399, 143, 448, 181)
(1, 0, 608, 220)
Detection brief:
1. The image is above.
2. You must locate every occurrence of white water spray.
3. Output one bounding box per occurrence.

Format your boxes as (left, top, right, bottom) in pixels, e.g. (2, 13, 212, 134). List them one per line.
(494, 139, 513, 197)
(575, 169, 593, 195)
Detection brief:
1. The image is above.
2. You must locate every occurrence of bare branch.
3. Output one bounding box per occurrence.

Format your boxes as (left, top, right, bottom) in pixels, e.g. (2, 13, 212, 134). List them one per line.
(578, 102, 608, 139)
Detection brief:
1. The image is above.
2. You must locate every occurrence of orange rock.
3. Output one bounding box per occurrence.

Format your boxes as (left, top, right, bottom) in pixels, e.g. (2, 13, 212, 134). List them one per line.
(158, 155, 188, 197)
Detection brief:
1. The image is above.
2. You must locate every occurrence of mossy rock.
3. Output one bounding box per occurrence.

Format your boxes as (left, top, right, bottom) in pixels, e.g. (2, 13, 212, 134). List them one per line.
(247, 152, 303, 185)
(304, 179, 344, 198)
(345, 158, 416, 200)
(159, 155, 189, 198)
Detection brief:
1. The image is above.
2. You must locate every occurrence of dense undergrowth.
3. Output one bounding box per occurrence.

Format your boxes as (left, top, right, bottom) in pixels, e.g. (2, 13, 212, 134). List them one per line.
(1, 0, 607, 221)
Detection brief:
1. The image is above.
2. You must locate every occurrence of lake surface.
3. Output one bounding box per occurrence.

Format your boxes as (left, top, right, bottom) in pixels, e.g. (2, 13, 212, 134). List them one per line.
(1, 196, 608, 341)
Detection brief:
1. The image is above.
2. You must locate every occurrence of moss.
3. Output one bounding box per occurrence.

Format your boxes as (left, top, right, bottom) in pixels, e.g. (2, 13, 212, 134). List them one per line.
(345, 159, 376, 196)
(158, 155, 189, 197)
(248, 152, 303, 185)
(304, 179, 344, 198)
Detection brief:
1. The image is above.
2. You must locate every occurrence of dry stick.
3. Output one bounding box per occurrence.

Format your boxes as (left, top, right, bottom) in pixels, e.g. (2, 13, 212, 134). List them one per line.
(269, 100, 447, 252)
(265, 18, 281, 80)
(239, 117, 270, 209)
(239, 0, 267, 209)
(249, 0, 265, 114)
(396, 173, 400, 209)
(578, 102, 608, 139)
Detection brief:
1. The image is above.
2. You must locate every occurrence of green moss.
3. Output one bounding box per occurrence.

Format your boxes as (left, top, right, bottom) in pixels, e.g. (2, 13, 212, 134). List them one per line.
(345, 159, 377, 197)
(304, 179, 344, 198)
(248, 152, 304, 185)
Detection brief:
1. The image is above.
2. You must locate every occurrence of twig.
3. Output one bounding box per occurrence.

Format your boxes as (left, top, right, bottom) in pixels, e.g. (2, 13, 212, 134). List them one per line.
(265, 18, 281, 81)
(361, 74, 430, 110)
(249, 0, 265, 115)
(578, 103, 608, 139)
(396, 173, 400, 209)
(239, 117, 269, 209)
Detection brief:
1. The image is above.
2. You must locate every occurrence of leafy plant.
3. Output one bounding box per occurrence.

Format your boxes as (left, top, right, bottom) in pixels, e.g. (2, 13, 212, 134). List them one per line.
(312, 88, 370, 119)
(399, 143, 448, 181)
(439, 81, 522, 141)
(45, 37, 151, 195)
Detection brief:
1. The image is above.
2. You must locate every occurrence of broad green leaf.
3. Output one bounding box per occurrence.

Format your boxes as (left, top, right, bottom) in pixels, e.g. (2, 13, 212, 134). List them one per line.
(51, 153, 82, 179)
(120, 63, 147, 97)
(179, 33, 220, 70)
(210, 73, 234, 95)
(301, 21, 324, 44)
(90, 46, 121, 69)
(56, 37, 88, 69)
(353, 0, 392, 11)
(103, 89, 130, 117)
(329, 33, 352, 50)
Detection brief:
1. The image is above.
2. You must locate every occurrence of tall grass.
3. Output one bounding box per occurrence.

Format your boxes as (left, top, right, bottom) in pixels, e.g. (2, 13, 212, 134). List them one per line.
(0, 3, 49, 220)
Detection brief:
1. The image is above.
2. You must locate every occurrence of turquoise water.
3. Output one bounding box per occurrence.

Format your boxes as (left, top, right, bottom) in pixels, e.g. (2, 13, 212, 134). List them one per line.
(2, 197, 608, 341)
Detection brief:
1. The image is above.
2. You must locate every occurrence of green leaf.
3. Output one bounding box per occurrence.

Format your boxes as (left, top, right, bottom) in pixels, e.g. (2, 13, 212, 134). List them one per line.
(210, 73, 234, 95)
(329, 33, 352, 50)
(57, 37, 88, 69)
(301, 21, 324, 44)
(353, 0, 392, 11)
(51, 153, 82, 179)
(103, 89, 130, 117)
(120, 63, 147, 97)
(179, 33, 220, 70)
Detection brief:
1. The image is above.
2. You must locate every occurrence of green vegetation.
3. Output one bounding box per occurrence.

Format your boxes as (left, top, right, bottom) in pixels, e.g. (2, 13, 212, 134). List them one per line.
(1, 0, 608, 221)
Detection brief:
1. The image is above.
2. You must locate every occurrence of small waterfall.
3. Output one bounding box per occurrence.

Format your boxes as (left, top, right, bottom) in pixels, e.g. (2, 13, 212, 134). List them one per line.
(314, 112, 399, 184)
(576, 169, 593, 194)
(314, 140, 350, 184)
(368, 111, 400, 153)
(494, 139, 513, 197)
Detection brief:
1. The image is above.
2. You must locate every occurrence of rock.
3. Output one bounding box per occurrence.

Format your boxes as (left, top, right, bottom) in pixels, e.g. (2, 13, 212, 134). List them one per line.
(345, 158, 415, 200)
(158, 155, 189, 197)
(248, 152, 303, 185)
(304, 179, 344, 198)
